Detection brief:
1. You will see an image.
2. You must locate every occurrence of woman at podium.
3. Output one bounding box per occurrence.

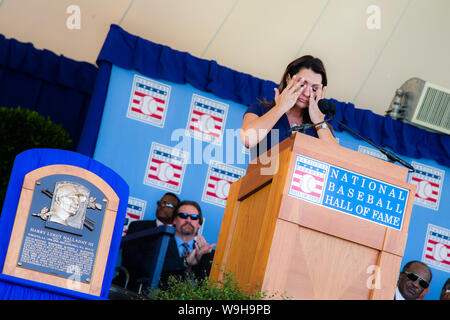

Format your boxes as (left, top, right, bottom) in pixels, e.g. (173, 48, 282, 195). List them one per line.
(240, 55, 336, 156)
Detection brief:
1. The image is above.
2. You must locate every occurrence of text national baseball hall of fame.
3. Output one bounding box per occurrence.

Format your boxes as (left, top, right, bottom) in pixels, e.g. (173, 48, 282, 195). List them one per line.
(289, 154, 409, 230)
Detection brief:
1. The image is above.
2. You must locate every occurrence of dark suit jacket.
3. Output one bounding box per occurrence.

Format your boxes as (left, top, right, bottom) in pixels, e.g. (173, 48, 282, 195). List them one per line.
(158, 235, 215, 290)
(114, 220, 158, 291)
(116, 219, 214, 292)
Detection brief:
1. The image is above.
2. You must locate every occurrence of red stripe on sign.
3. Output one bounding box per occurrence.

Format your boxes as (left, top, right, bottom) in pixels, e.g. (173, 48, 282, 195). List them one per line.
(189, 125, 220, 138)
(147, 174, 179, 186)
(151, 159, 183, 171)
(126, 213, 141, 220)
(192, 110, 223, 122)
(206, 191, 220, 198)
(425, 254, 435, 261)
(425, 254, 450, 265)
(130, 107, 162, 120)
(290, 185, 321, 198)
(411, 177, 440, 188)
(134, 91, 165, 104)
(294, 170, 324, 182)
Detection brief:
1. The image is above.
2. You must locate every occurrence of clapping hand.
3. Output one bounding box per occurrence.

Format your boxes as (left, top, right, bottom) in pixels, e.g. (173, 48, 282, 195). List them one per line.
(186, 235, 216, 266)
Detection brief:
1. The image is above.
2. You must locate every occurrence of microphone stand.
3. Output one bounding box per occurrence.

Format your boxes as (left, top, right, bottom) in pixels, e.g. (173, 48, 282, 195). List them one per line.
(287, 119, 329, 137)
(329, 115, 415, 173)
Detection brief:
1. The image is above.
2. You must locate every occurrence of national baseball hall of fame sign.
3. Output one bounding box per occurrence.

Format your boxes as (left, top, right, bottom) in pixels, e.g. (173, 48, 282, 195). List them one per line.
(2, 164, 120, 297)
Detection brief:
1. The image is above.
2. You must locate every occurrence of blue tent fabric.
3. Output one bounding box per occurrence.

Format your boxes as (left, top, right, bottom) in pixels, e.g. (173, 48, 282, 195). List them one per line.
(78, 24, 449, 167)
(0, 34, 98, 148)
(0, 148, 129, 300)
(326, 98, 449, 166)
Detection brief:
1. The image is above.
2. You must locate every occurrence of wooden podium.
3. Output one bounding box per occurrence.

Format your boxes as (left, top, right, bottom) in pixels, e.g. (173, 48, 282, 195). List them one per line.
(210, 132, 416, 300)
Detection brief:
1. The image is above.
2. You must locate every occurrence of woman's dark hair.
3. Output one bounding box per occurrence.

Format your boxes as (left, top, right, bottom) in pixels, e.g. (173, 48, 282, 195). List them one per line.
(261, 55, 327, 124)
(176, 200, 203, 225)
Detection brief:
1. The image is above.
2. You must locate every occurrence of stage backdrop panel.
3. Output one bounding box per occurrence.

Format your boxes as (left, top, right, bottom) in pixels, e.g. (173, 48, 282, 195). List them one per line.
(81, 24, 449, 300)
(93, 65, 249, 244)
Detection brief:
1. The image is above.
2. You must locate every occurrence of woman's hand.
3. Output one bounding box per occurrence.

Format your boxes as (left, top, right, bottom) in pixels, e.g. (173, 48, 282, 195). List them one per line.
(274, 75, 305, 113)
(308, 84, 327, 124)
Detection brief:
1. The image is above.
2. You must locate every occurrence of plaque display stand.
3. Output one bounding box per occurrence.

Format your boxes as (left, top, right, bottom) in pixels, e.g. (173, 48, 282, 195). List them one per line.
(210, 133, 416, 300)
(0, 149, 129, 300)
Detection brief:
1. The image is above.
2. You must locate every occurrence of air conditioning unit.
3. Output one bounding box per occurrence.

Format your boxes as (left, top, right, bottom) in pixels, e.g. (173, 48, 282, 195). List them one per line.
(386, 78, 450, 135)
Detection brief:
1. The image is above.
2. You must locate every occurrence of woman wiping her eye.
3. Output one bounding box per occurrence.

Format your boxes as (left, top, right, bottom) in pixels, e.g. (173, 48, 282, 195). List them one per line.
(240, 55, 337, 156)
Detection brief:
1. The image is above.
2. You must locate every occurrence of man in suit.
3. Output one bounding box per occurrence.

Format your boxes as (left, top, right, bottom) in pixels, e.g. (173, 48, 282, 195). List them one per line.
(395, 260, 432, 300)
(116, 192, 180, 292)
(127, 192, 180, 233)
(157, 200, 216, 289)
(440, 278, 450, 300)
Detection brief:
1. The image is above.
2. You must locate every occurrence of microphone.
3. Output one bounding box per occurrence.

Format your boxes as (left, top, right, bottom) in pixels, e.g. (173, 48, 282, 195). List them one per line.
(287, 99, 333, 136)
(324, 100, 415, 173)
(318, 99, 336, 116)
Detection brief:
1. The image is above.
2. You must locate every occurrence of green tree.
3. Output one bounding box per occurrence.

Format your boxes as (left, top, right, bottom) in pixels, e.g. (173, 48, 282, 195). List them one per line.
(0, 107, 72, 212)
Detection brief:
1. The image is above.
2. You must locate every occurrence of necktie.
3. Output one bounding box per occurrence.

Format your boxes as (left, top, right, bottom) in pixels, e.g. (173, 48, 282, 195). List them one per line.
(181, 242, 190, 258)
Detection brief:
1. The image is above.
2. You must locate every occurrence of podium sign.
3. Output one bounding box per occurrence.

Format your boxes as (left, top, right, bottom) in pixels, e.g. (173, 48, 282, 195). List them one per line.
(288, 154, 409, 231)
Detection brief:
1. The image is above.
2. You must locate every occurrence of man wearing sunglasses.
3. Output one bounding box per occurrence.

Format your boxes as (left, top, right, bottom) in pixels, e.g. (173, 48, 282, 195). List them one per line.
(440, 278, 450, 300)
(116, 192, 180, 292)
(127, 192, 180, 234)
(157, 200, 216, 288)
(395, 260, 432, 300)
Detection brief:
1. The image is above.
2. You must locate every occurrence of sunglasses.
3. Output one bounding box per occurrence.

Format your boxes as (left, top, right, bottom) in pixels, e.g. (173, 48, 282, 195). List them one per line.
(177, 212, 200, 221)
(403, 272, 429, 289)
(157, 200, 176, 208)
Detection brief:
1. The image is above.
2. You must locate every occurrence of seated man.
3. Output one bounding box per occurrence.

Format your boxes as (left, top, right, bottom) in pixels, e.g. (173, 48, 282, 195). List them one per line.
(395, 260, 432, 300)
(440, 278, 450, 300)
(115, 192, 180, 292)
(157, 200, 216, 289)
(127, 192, 180, 233)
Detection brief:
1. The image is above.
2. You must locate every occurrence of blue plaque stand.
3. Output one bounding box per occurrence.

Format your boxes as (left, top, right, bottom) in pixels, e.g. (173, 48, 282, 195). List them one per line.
(0, 149, 129, 300)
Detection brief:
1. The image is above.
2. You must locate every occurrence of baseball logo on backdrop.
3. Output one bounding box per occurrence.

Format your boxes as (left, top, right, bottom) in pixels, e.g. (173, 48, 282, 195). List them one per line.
(408, 161, 444, 211)
(186, 94, 228, 145)
(123, 197, 147, 235)
(422, 224, 450, 272)
(127, 74, 171, 128)
(289, 154, 329, 204)
(202, 160, 246, 207)
(144, 142, 189, 194)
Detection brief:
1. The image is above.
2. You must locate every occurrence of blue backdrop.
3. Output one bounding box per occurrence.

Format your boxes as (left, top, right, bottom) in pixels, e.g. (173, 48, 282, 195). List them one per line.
(78, 24, 450, 300)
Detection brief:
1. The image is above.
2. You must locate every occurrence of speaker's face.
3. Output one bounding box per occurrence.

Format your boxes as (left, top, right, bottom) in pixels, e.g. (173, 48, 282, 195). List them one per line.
(286, 68, 323, 109)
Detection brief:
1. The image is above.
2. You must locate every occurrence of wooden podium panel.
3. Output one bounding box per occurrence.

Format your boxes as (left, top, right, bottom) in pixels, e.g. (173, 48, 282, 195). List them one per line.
(211, 133, 416, 300)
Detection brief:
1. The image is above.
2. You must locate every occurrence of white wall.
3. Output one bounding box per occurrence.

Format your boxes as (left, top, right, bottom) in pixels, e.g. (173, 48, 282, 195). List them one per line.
(0, 0, 449, 116)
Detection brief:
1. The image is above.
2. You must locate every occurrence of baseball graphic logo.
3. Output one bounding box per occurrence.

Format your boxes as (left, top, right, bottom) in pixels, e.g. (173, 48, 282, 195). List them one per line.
(186, 94, 228, 145)
(127, 75, 171, 128)
(144, 142, 188, 194)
